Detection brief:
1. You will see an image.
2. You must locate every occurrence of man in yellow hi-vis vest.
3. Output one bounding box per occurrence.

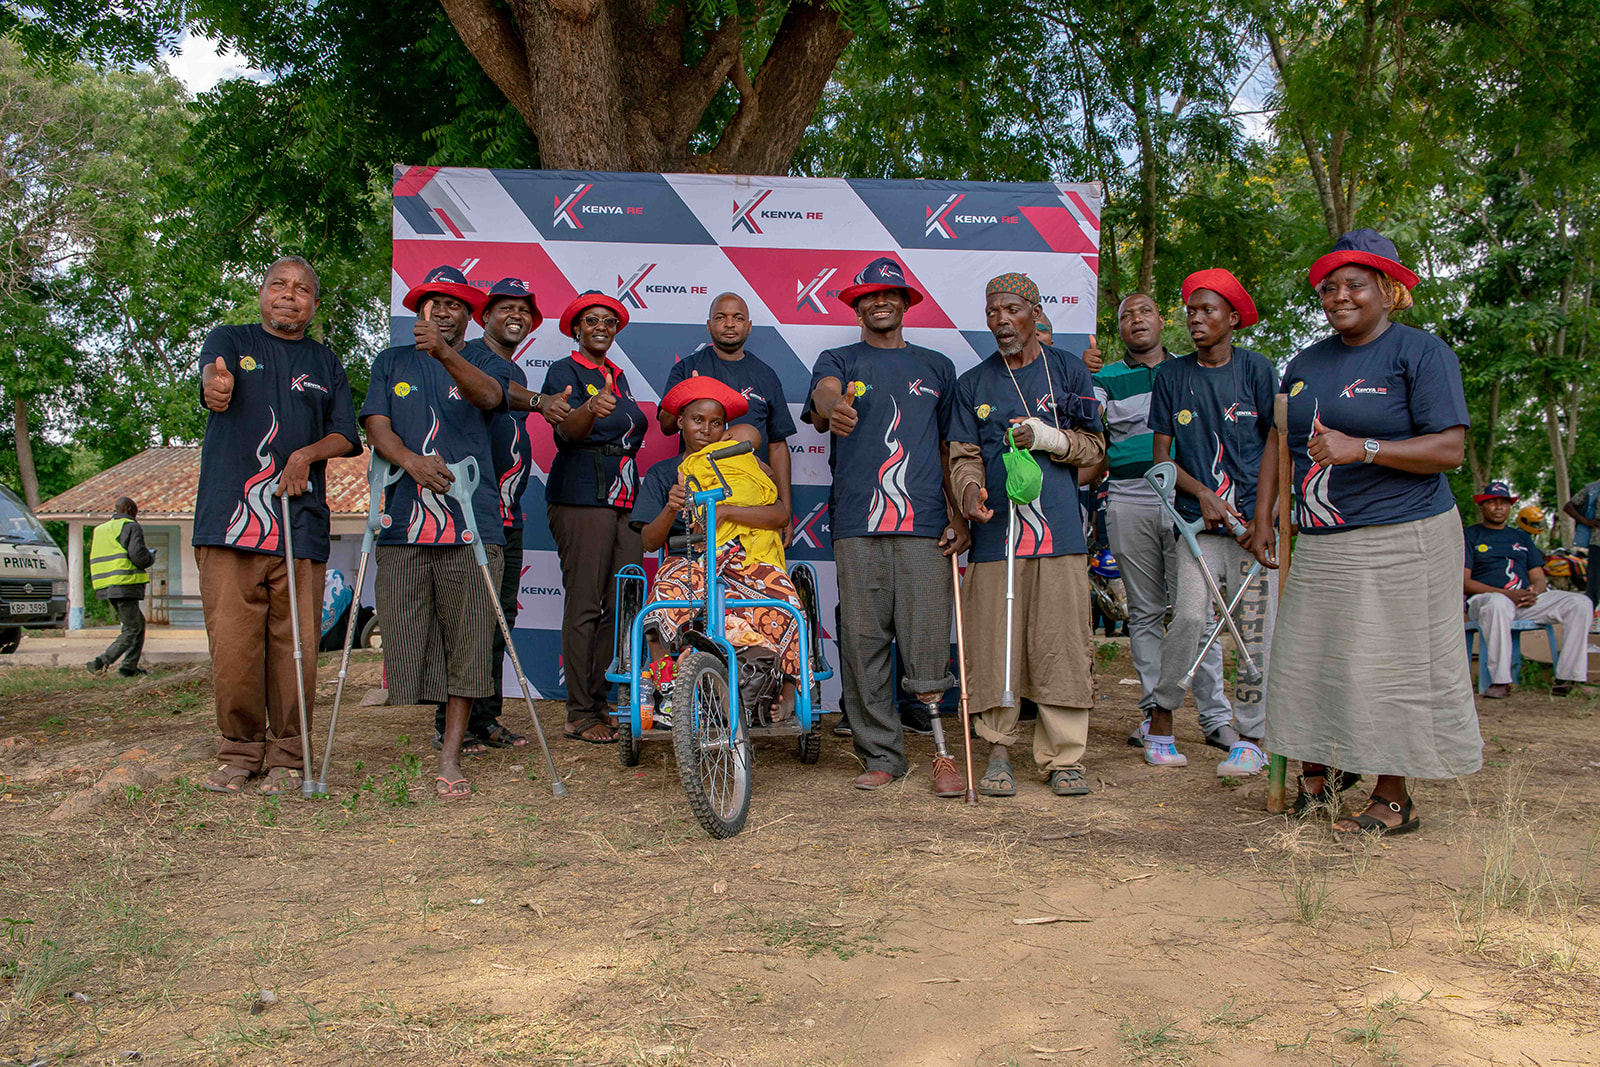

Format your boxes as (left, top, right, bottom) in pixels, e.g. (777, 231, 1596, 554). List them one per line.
(87, 497, 156, 677)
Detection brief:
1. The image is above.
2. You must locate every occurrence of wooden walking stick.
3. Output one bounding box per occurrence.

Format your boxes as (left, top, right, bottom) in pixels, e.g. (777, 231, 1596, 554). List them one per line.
(1266, 393, 1293, 814)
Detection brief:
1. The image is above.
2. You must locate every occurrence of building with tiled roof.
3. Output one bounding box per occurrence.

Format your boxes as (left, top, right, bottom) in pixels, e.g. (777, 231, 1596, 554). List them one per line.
(37, 448, 374, 629)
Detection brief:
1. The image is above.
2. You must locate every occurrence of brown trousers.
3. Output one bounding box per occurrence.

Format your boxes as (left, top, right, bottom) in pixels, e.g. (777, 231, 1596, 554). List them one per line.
(546, 503, 641, 719)
(197, 546, 324, 772)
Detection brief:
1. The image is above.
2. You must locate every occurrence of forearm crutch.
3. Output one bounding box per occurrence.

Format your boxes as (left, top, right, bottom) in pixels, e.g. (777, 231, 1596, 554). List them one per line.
(1001, 503, 1019, 708)
(1180, 507, 1264, 686)
(312, 454, 402, 796)
(274, 484, 317, 798)
(1143, 462, 1262, 684)
(950, 552, 978, 804)
(444, 456, 566, 798)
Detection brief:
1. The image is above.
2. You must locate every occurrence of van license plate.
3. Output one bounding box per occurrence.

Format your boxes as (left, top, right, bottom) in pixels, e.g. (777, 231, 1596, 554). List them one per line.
(9, 602, 47, 615)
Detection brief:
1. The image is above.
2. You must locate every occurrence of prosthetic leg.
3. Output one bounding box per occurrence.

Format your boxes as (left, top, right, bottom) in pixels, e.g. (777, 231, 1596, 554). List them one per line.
(444, 456, 565, 798)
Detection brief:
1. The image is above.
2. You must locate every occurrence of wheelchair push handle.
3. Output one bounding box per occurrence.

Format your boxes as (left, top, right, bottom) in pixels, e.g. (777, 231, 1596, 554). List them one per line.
(667, 532, 707, 554)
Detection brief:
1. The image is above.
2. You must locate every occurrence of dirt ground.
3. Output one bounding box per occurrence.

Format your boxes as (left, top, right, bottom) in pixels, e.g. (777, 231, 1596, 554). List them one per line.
(0, 646, 1596, 1067)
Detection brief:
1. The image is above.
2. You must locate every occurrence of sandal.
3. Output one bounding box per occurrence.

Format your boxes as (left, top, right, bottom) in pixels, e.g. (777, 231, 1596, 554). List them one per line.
(478, 724, 529, 749)
(432, 731, 490, 756)
(1333, 795, 1420, 838)
(203, 764, 252, 794)
(257, 767, 303, 795)
(1291, 770, 1362, 817)
(434, 776, 471, 800)
(978, 750, 1016, 797)
(564, 715, 617, 744)
(1049, 767, 1090, 796)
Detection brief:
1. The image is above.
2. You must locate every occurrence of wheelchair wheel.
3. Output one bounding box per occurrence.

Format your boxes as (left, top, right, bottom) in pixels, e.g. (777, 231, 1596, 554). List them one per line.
(672, 650, 752, 838)
(796, 729, 821, 765)
(616, 714, 642, 767)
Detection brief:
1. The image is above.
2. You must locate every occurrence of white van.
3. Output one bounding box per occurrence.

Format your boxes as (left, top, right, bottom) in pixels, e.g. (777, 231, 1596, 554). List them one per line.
(0, 483, 68, 653)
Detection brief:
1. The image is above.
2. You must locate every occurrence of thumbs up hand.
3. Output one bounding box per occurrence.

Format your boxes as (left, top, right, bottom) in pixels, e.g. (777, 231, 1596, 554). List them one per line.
(203, 355, 235, 412)
(540, 385, 574, 426)
(589, 371, 617, 418)
(827, 380, 860, 437)
(1307, 413, 1362, 466)
(1082, 333, 1103, 373)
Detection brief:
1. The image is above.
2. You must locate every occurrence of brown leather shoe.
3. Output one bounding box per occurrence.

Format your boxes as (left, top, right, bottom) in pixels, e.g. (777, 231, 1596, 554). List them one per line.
(854, 770, 901, 790)
(931, 755, 965, 798)
(1484, 683, 1511, 699)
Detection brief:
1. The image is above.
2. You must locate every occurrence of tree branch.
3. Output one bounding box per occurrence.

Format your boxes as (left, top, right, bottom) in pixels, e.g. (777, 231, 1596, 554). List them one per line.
(438, 0, 537, 130)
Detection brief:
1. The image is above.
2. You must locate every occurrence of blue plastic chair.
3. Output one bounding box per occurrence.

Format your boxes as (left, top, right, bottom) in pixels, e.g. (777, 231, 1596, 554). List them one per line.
(1464, 619, 1558, 694)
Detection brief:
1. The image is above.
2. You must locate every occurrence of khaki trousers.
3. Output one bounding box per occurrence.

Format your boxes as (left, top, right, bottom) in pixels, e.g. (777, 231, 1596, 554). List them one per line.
(198, 546, 323, 772)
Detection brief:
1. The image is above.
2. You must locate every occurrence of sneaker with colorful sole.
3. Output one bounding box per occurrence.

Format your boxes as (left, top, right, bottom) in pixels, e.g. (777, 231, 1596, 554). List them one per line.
(1143, 735, 1188, 767)
(1216, 740, 1266, 777)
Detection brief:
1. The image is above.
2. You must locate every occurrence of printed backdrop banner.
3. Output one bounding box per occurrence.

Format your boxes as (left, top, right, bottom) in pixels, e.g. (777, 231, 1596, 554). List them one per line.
(390, 168, 1103, 704)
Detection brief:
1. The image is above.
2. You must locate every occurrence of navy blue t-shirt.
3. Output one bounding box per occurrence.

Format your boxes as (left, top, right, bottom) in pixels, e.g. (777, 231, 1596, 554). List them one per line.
(1282, 323, 1470, 532)
(804, 341, 956, 541)
(1464, 523, 1544, 590)
(1147, 348, 1277, 530)
(193, 325, 361, 563)
(628, 454, 688, 550)
(463, 340, 533, 534)
(358, 343, 515, 547)
(540, 354, 648, 510)
(664, 346, 797, 452)
(949, 346, 1103, 563)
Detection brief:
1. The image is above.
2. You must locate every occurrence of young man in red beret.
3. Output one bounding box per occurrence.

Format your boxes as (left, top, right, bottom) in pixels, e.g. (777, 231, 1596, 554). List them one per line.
(1145, 269, 1278, 777)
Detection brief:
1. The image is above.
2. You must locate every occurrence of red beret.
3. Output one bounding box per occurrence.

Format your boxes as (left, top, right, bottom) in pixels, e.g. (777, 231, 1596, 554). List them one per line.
(661, 375, 749, 421)
(1181, 268, 1258, 328)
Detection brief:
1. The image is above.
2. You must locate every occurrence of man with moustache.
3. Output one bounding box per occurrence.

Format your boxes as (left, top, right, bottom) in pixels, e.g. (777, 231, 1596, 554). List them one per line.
(431, 277, 573, 753)
(1145, 270, 1278, 774)
(359, 265, 518, 800)
(1091, 293, 1232, 752)
(660, 292, 797, 541)
(951, 274, 1105, 798)
(804, 257, 967, 794)
(195, 256, 361, 795)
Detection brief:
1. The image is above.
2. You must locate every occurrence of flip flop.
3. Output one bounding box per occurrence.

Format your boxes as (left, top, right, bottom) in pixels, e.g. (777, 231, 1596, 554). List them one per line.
(434, 776, 471, 800)
(564, 715, 617, 744)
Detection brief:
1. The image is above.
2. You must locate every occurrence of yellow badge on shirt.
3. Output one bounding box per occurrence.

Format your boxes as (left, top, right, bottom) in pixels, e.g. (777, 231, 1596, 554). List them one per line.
(1477, 543, 1489, 553)
(975, 403, 993, 421)
(586, 383, 600, 396)
(394, 381, 412, 397)
(1177, 409, 1194, 425)
(1290, 381, 1305, 396)
(239, 356, 258, 371)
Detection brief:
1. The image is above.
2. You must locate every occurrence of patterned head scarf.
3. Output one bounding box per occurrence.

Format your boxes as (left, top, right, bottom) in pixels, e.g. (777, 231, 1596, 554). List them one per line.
(986, 273, 1040, 305)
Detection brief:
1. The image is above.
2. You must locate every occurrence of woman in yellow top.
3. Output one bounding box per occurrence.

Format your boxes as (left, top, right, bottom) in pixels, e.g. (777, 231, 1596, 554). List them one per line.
(632, 376, 803, 686)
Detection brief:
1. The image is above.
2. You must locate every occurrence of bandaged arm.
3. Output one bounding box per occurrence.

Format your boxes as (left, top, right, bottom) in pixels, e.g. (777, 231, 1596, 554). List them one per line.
(1020, 418, 1105, 468)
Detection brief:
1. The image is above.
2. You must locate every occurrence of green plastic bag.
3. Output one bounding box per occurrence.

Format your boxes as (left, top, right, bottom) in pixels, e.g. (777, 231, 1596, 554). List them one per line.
(1002, 427, 1042, 504)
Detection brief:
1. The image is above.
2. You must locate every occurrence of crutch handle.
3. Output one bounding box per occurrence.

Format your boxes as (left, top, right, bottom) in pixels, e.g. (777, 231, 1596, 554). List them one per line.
(365, 454, 404, 540)
(442, 457, 488, 567)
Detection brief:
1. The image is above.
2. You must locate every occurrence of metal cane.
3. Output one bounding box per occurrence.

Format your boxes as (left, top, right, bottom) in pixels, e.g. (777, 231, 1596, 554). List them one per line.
(312, 454, 402, 795)
(273, 483, 317, 798)
(443, 456, 566, 798)
(1001, 504, 1018, 708)
(1143, 462, 1262, 684)
(950, 552, 978, 804)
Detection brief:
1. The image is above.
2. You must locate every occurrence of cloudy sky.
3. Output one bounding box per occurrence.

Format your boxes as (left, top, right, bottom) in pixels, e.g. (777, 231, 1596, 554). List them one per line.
(161, 31, 259, 94)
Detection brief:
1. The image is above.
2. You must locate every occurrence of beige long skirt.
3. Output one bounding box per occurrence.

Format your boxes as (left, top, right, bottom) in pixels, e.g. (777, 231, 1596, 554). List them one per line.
(1263, 507, 1481, 779)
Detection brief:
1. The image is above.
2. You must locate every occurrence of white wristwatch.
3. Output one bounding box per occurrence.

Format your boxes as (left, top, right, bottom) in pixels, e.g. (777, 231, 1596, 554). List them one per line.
(1362, 438, 1380, 463)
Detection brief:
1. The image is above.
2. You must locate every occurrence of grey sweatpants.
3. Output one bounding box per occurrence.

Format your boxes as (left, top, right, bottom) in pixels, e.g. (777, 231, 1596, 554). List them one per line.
(1105, 498, 1229, 731)
(834, 535, 956, 777)
(1151, 534, 1275, 738)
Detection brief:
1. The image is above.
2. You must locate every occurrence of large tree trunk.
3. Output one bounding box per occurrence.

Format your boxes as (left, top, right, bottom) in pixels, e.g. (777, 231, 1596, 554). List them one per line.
(444, 0, 852, 174)
(13, 396, 39, 508)
(1464, 378, 1499, 488)
(1544, 382, 1574, 544)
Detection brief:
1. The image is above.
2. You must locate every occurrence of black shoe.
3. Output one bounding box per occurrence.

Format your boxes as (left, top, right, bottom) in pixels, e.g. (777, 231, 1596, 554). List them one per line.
(118, 666, 148, 677)
(85, 658, 105, 675)
(900, 708, 934, 736)
(831, 715, 853, 737)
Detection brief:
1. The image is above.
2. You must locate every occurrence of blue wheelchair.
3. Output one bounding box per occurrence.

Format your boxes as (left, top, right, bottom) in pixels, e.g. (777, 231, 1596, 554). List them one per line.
(606, 440, 833, 838)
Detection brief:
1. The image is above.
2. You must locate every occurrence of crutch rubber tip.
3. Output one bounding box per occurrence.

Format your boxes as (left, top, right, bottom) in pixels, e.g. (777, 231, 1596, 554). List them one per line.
(552, 781, 568, 798)
(305, 782, 328, 797)
(1001, 689, 1016, 708)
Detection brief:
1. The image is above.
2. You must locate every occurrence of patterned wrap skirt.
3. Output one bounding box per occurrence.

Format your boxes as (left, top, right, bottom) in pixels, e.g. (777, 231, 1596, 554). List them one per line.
(647, 540, 803, 677)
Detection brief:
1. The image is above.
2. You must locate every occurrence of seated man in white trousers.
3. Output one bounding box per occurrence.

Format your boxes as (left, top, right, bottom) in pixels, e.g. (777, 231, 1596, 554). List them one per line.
(1464, 480, 1592, 698)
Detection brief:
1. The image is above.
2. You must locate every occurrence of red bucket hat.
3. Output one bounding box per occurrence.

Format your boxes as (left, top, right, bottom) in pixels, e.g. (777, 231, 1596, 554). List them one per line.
(402, 264, 487, 315)
(559, 291, 630, 337)
(474, 276, 544, 330)
(1309, 229, 1420, 290)
(1181, 268, 1258, 328)
(661, 375, 749, 421)
(836, 256, 924, 309)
